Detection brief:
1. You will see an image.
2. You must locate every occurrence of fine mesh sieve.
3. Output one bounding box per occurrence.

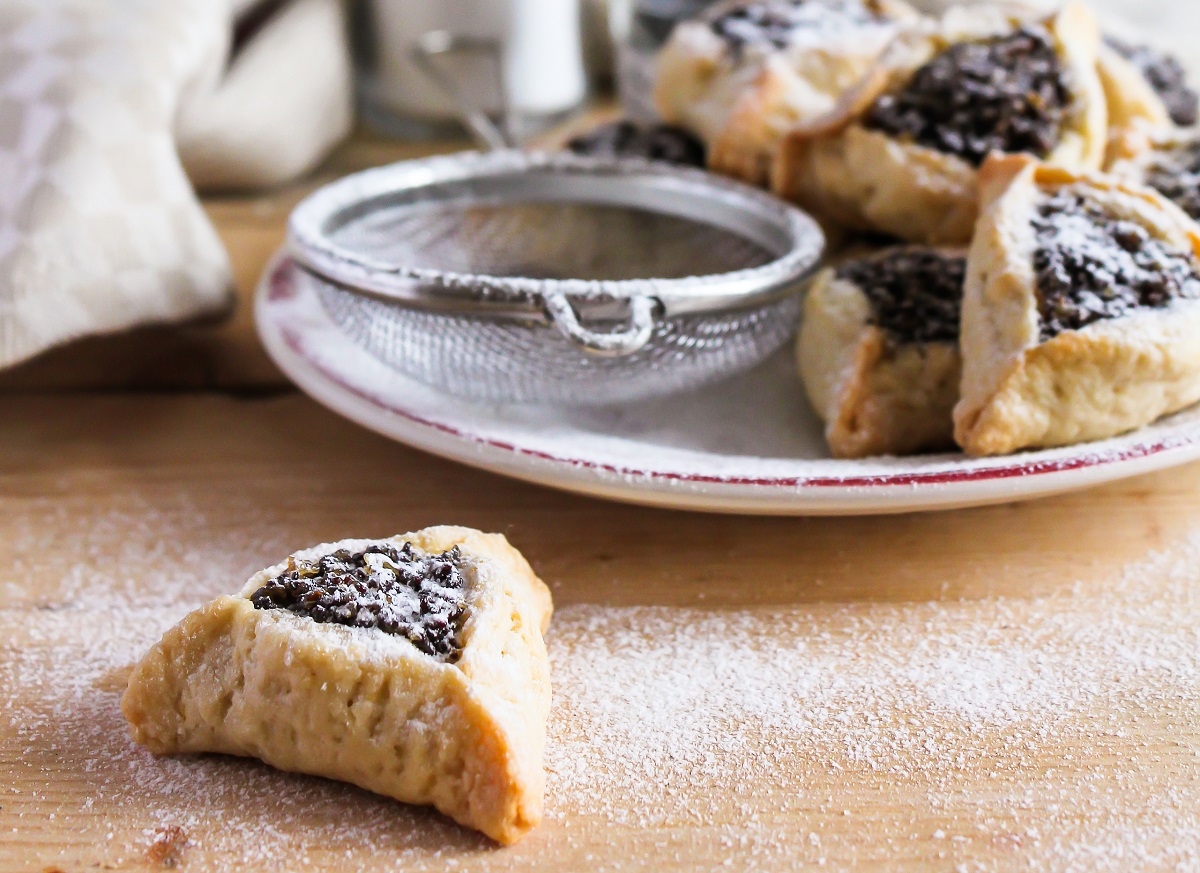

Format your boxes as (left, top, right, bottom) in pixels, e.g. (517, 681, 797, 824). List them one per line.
(287, 150, 824, 405)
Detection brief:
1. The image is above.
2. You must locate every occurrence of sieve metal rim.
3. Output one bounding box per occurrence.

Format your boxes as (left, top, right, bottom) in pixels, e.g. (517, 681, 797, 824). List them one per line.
(287, 149, 825, 321)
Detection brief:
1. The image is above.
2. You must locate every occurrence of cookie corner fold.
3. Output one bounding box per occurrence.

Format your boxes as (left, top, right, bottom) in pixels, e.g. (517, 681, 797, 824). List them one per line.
(955, 160, 1200, 455)
(121, 528, 552, 845)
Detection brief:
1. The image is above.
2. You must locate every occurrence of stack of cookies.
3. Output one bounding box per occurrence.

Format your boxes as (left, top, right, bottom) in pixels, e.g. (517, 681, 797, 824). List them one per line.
(655, 0, 1200, 457)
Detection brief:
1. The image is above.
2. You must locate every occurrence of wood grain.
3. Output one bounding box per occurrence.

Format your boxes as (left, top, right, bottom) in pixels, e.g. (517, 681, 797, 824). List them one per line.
(2, 394, 1200, 870)
(2, 112, 1199, 871)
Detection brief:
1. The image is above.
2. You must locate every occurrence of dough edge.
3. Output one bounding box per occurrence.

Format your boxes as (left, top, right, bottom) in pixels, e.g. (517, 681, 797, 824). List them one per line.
(955, 156, 1200, 455)
(799, 264, 961, 458)
(121, 526, 552, 845)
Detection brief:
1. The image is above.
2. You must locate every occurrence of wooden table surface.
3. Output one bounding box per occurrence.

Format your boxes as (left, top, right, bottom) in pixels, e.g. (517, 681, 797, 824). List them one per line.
(2, 124, 1200, 872)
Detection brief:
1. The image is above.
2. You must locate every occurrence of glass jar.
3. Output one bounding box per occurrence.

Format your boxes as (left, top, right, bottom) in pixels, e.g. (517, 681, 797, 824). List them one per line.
(610, 0, 721, 120)
(353, 0, 588, 140)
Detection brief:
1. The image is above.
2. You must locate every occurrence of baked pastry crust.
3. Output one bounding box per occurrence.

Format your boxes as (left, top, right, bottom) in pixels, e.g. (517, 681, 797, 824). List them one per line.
(772, 1, 1107, 245)
(121, 526, 553, 845)
(653, 0, 920, 185)
(1105, 120, 1161, 172)
(954, 155, 1200, 456)
(1097, 38, 1199, 135)
(1096, 42, 1174, 132)
(1106, 123, 1200, 220)
(1107, 121, 1178, 169)
(798, 248, 962, 458)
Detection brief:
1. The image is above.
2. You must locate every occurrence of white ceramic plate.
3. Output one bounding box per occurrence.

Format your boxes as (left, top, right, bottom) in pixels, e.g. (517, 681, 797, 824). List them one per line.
(257, 255, 1200, 515)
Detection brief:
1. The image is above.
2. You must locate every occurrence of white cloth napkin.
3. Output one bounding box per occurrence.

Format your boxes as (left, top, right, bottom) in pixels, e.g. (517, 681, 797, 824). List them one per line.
(0, 0, 353, 370)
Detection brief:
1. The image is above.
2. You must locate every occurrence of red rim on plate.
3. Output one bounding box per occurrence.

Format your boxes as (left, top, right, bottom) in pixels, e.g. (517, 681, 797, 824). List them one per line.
(259, 254, 1200, 514)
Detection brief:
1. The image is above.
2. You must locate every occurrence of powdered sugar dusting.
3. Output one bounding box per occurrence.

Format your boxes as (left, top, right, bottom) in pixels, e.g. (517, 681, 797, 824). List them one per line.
(1, 491, 296, 609)
(4, 522, 1200, 869)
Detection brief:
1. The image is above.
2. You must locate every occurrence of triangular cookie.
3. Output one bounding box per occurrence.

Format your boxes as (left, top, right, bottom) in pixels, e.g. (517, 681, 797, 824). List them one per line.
(798, 245, 965, 458)
(654, 0, 919, 185)
(121, 527, 553, 845)
(773, 1, 1106, 244)
(955, 155, 1200, 456)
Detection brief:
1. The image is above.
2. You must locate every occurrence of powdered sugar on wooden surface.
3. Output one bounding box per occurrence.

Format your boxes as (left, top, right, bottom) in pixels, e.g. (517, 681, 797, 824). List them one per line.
(3, 508, 1200, 870)
(544, 540, 1200, 870)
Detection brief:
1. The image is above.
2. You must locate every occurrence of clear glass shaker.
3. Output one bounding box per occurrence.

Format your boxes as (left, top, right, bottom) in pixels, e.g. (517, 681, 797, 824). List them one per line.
(352, 0, 589, 141)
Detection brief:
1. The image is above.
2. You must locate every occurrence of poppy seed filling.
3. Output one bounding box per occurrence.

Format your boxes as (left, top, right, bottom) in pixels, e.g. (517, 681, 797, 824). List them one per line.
(1106, 37, 1199, 127)
(1032, 189, 1200, 339)
(865, 27, 1071, 167)
(567, 121, 706, 167)
(251, 543, 468, 661)
(836, 249, 965, 344)
(710, 0, 883, 56)
(1145, 141, 1200, 221)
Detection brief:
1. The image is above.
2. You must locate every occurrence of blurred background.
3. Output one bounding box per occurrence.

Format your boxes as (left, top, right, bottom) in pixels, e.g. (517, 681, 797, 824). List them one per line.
(0, 0, 1195, 386)
(348, 0, 1196, 144)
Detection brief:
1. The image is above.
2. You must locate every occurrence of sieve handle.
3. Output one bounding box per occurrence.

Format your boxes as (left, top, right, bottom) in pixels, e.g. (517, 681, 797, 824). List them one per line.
(543, 293, 656, 357)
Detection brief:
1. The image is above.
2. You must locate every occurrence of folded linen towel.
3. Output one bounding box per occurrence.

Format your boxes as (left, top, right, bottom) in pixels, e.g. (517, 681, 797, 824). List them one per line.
(0, 0, 353, 370)
(179, 0, 354, 191)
